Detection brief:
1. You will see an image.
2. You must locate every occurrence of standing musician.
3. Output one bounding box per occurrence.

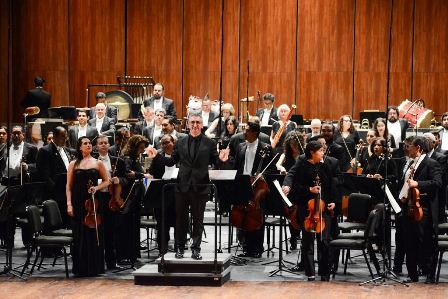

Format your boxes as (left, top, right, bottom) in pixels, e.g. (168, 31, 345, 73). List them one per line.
(0, 126, 8, 179)
(1, 125, 38, 185)
(255, 93, 278, 126)
(143, 108, 165, 146)
(36, 126, 75, 228)
(141, 83, 177, 119)
(334, 115, 360, 172)
(387, 106, 409, 157)
(90, 92, 118, 124)
(228, 116, 270, 157)
(270, 104, 297, 154)
(147, 113, 229, 260)
(68, 109, 99, 149)
(133, 106, 155, 136)
(362, 137, 397, 184)
(231, 121, 272, 258)
(398, 136, 442, 283)
(306, 119, 322, 141)
(373, 118, 396, 151)
(275, 131, 305, 251)
(438, 112, 448, 152)
(21, 76, 51, 119)
(358, 129, 376, 170)
(148, 134, 178, 255)
(205, 103, 235, 139)
(66, 136, 110, 277)
(220, 116, 239, 149)
(282, 141, 338, 281)
(319, 122, 345, 170)
(118, 135, 152, 264)
(201, 97, 218, 129)
(96, 135, 128, 270)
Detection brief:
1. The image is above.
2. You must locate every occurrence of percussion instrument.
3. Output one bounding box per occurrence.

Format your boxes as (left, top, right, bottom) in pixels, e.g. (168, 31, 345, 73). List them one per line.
(398, 99, 434, 128)
(105, 90, 134, 121)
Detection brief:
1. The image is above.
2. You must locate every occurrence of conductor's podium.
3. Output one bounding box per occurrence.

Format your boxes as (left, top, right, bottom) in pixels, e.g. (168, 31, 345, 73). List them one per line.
(133, 253, 232, 286)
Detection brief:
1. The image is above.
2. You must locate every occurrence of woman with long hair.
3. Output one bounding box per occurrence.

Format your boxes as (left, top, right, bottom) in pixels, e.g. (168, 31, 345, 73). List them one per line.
(220, 116, 239, 149)
(116, 134, 151, 263)
(373, 117, 396, 151)
(205, 103, 235, 138)
(363, 137, 397, 180)
(66, 136, 110, 277)
(334, 114, 360, 172)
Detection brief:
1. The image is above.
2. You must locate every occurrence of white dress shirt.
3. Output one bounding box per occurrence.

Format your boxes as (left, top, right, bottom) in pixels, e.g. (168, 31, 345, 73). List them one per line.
(98, 154, 111, 192)
(4, 142, 24, 177)
(95, 117, 104, 133)
(202, 111, 210, 126)
(261, 109, 272, 126)
(387, 120, 402, 146)
(78, 124, 88, 139)
(441, 129, 448, 151)
(153, 98, 163, 112)
(57, 145, 70, 170)
(243, 140, 258, 175)
(399, 154, 426, 200)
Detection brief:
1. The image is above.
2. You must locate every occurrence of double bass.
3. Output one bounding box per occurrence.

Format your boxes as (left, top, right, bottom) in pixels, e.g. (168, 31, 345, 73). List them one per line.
(231, 146, 273, 232)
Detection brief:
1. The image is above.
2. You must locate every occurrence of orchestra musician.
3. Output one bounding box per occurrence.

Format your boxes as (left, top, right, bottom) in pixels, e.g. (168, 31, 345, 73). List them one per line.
(154, 116, 187, 149)
(205, 103, 235, 139)
(334, 115, 360, 172)
(373, 118, 396, 152)
(439, 112, 448, 151)
(143, 108, 165, 146)
(108, 127, 130, 157)
(0, 126, 7, 178)
(118, 135, 152, 264)
(21, 76, 51, 119)
(148, 134, 178, 255)
(66, 136, 110, 277)
(398, 136, 442, 283)
(358, 129, 376, 170)
(141, 83, 177, 119)
(88, 103, 116, 144)
(228, 116, 270, 157)
(201, 97, 218, 128)
(387, 106, 409, 157)
(95, 135, 127, 270)
(319, 122, 345, 171)
(1, 125, 38, 185)
(255, 93, 278, 126)
(133, 106, 154, 136)
(362, 137, 397, 183)
(231, 121, 272, 258)
(36, 126, 75, 228)
(68, 109, 99, 149)
(282, 140, 338, 281)
(220, 116, 239, 149)
(270, 104, 297, 154)
(90, 92, 118, 124)
(306, 119, 321, 141)
(147, 113, 229, 260)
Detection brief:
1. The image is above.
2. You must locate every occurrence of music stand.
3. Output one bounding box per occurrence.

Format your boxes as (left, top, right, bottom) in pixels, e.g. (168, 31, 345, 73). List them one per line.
(48, 106, 78, 121)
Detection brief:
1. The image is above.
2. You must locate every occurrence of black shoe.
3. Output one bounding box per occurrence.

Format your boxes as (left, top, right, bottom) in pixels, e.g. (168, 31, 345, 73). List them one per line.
(289, 239, 297, 250)
(107, 263, 124, 271)
(237, 252, 251, 258)
(425, 276, 435, 284)
(307, 276, 315, 281)
(191, 250, 202, 260)
(290, 263, 304, 272)
(252, 252, 262, 258)
(403, 277, 418, 283)
(175, 248, 184, 259)
(321, 275, 330, 282)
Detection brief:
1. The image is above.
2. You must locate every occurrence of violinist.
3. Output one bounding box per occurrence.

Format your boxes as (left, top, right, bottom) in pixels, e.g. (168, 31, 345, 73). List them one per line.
(398, 136, 442, 283)
(66, 136, 110, 277)
(358, 129, 376, 170)
(275, 131, 305, 250)
(96, 135, 127, 270)
(231, 121, 272, 258)
(362, 137, 397, 184)
(282, 141, 338, 281)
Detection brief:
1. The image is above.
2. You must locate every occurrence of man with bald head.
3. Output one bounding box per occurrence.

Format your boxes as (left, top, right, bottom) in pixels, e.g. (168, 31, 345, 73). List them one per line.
(89, 103, 116, 144)
(90, 91, 118, 124)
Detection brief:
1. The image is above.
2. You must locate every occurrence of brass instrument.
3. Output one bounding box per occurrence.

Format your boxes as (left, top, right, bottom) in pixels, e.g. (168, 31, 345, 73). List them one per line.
(271, 104, 297, 148)
(24, 106, 40, 116)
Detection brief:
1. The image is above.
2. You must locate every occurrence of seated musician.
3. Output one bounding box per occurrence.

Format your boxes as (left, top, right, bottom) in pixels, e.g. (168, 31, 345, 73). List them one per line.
(230, 121, 272, 258)
(88, 103, 116, 145)
(201, 97, 218, 129)
(282, 141, 338, 281)
(90, 92, 118, 124)
(205, 103, 235, 139)
(143, 108, 165, 146)
(133, 106, 154, 136)
(270, 104, 297, 154)
(68, 109, 99, 149)
(148, 134, 178, 255)
(37, 126, 76, 228)
(1, 125, 38, 186)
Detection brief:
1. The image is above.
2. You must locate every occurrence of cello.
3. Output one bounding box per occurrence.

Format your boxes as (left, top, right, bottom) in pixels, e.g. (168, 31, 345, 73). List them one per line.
(84, 180, 101, 246)
(231, 146, 274, 232)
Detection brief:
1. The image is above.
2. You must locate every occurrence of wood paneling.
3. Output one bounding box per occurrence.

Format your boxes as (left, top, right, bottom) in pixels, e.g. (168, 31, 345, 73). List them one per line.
(388, 0, 413, 106)
(0, 0, 9, 123)
(239, 0, 297, 118)
(354, 0, 392, 116)
(11, 0, 69, 122)
(3, 0, 448, 123)
(413, 0, 448, 118)
(69, 0, 125, 108)
(297, 0, 355, 120)
(126, 0, 183, 115)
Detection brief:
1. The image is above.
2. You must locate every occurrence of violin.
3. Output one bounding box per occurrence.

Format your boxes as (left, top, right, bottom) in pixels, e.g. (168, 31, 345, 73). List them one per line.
(231, 145, 273, 232)
(303, 175, 326, 233)
(84, 180, 101, 246)
(108, 158, 123, 212)
(406, 160, 423, 222)
(347, 140, 364, 175)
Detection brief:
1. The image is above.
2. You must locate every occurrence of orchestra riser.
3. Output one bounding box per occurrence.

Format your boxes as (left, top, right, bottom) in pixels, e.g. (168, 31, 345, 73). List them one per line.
(133, 253, 231, 286)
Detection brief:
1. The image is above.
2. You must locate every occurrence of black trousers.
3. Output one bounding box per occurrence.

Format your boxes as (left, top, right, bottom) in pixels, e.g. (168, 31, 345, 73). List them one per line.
(394, 214, 406, 270)
(301, 214, 332, 277)
(175, 191, 208, 251)
(403, 209, 437, 280)
(99, 192, 118, 267)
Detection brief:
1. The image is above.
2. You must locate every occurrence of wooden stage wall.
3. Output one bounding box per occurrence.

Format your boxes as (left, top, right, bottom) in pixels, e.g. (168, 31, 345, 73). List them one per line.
(1, 0, 447, 123)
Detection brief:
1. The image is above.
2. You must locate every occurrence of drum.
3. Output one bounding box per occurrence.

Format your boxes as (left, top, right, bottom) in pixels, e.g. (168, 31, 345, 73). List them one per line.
(105, 90, 134, 121)
(398, 99, 434, 128)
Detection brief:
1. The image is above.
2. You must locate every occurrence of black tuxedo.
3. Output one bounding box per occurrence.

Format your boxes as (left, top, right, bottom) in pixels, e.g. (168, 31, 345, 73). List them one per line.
(88, 116, 116, 142)
(228, 131, 270, 158)
(90, 105, 118, 124)
(255, 107, 278, 125)
(1, 142, 38, 185)
(400, 155, 442, 281)
(22, 87, 51, 119)
(68, 125, 99, 148)
(157, 134, 220, 251)
(233, 140, 271, 175)
(142, 97, 177, 119)
(133, 120, 153, 136)
(428, 150, 448, 223)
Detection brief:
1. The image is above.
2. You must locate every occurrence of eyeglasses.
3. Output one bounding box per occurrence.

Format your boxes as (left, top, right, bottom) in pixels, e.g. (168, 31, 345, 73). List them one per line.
(343, 119, 352, 122)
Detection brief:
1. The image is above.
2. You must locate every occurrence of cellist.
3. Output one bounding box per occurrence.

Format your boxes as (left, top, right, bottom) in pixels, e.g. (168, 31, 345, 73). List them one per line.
(95, 135, 128, 270)
(398, 136, 442, 283)
(282, 140, 338, 281)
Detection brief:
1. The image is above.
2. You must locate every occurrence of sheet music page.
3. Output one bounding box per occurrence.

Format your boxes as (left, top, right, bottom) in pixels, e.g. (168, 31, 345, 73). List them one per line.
(383, 184, 402, 214)
(273, 180, 293, 208)
(162, 167, 179, 180)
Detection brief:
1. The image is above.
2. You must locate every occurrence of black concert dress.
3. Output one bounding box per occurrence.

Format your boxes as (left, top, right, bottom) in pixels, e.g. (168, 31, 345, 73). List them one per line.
(71, 168, 105, 277)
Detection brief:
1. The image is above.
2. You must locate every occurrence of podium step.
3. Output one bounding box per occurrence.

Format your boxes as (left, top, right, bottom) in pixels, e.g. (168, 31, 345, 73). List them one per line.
(133, 264, 231, 286)
(156, 253, 231, 273)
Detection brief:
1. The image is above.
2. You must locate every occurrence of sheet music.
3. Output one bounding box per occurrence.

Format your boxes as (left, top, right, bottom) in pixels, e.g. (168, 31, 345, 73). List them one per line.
(208, 170, 237, 181)
(162, 167, 179, 180)
(383, 184, 402, 214)
(273, 180, 293, 208)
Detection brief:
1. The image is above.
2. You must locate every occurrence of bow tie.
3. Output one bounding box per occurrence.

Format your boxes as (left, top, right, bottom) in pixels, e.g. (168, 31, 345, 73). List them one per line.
(99, 156, 109, 162)
(13, 145, 19, 150)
